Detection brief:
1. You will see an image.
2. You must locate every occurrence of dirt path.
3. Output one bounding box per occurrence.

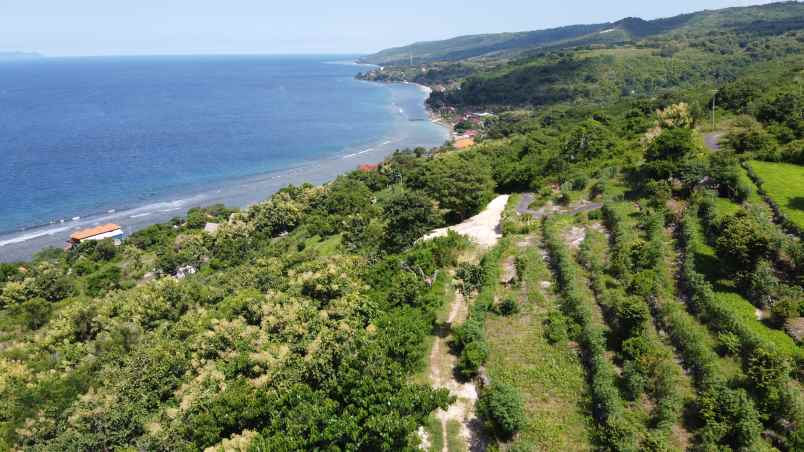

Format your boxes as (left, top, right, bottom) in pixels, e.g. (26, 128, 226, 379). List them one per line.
(516, 193, 602, 218)
(424, 195, 509, 248)
(703, 132, 724, 151)
(428, 290, 487, 452)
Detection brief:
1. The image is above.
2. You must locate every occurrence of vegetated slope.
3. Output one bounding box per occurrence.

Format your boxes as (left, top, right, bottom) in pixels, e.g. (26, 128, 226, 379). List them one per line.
(358, 23, 610, 65)
(0, 153, 499, 450)
(2, 2, 804, 451)
(360, 1, 804, 66)
(360, 2, 804, 111)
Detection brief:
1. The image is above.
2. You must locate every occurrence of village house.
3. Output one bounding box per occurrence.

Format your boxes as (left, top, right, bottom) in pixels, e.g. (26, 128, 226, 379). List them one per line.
(66, 223, 124, 249)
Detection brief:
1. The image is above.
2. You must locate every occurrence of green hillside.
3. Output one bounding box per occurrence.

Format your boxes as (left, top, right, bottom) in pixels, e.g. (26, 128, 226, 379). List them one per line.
(360, 1, 804, 66)
(2, 2, 803, 451)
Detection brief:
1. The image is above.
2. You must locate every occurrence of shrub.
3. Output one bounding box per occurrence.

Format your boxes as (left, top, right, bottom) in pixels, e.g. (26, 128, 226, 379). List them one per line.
(456, 340, 488, 379)
(86, 266, 123, 297)
(747, 259, 779, 308)
(456, 262, 485, 295)
(494, 297, 519, 316)
(559, 181, 573, 205)
(770, 290, 802, 327)
(544, 310, 569, 344)
(477, 382, 525, 438)
(717, 332, 742, 356)
(714, 211, 773, 273)
(33, 268, 74, 302)
(698, 385, 764, 450)
(572, 175, 588, 191)
(644, 128, 698, 179)
(8, 297, 51, 330)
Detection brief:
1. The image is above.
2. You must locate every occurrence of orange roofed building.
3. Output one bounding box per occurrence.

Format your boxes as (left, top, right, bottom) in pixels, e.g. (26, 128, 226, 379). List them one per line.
(67, 223, 124, 248)
(358, 163, 379, 172)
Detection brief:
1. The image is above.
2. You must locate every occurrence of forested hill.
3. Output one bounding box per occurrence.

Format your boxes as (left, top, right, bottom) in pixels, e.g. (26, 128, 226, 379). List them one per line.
(359, 1, 804, 65)
(2, 2, 804, 451)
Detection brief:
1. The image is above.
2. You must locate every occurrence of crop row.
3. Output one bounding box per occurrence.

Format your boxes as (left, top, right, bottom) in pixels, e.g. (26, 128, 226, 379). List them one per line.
(681, 205, 803, 450)
(542, 216, 638, 450)
(603, 201, 770, 449)
(452, 238, 508, 379)
(582, 210, 685, 449)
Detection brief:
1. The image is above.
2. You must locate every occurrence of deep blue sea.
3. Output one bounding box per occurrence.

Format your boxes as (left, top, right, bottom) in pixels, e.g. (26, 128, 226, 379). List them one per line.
(0, 55, 448, 261)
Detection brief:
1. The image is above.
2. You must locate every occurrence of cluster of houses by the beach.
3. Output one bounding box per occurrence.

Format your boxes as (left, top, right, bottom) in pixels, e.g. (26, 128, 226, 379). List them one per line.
(451, 111, 494, 149)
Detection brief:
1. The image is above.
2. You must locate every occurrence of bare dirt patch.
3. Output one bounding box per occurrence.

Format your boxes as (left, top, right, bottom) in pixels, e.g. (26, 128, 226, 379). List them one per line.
(424, 195, 510, 248)
(562, 226, 587, 250)
(500, 256, 517, 285)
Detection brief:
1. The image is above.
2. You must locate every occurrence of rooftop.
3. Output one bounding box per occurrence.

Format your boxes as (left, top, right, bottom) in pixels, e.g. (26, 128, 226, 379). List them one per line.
(70, 223, 122, 241)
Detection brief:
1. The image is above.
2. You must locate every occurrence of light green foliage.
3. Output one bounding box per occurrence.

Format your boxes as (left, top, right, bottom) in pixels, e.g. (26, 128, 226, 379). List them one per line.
(644, 128, 700, 180)
(748, 160, 804, 230)
(477, 382, 525, 438)
(3, 3, 804, 449)
(378, 185, 443, 252)
(405, 152, 495, 223)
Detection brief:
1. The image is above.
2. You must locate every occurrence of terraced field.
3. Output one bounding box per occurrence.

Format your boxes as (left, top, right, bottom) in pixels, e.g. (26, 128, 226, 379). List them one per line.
(472, 184, 803, 451)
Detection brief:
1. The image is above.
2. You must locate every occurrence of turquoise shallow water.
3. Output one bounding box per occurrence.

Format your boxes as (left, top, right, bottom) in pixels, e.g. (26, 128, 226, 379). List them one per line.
(0, 55, 447, 261)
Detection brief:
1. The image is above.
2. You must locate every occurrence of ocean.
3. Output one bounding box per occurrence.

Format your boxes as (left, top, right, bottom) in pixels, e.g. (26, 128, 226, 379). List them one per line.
(0, 55, 448, 262)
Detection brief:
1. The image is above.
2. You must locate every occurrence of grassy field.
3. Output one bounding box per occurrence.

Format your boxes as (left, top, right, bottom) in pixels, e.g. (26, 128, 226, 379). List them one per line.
(484, 235, 594, 451)
(748, 160, 804, 229)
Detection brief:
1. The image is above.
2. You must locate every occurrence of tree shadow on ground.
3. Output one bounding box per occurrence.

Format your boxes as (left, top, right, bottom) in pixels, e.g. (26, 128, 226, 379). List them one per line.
(787, 197, 804, 212)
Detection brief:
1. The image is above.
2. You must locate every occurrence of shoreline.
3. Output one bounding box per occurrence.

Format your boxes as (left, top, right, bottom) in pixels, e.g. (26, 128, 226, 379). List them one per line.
(0, 81, 449, 263)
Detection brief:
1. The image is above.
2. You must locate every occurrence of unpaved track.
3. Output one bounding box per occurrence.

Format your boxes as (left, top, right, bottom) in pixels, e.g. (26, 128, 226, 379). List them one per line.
(424, 195, 509, 248)
(703, 132, 724, 151)
(429, 290, 488, 451)
(516, 193, 602, 218)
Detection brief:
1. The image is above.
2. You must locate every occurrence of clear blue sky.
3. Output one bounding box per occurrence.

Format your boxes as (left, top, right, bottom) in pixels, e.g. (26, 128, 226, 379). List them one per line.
(0, 1, 774, 56)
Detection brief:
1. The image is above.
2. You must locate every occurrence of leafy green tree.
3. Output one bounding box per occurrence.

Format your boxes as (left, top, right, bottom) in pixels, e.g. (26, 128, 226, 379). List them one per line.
(744, 347, 792, 413)
(727, 122, 775, 154)
(32, 266, 74, 302)
(376, 306, 432, 371)
(715, 211, 773, 273)
(309, 176, 377, 235)
(644, 128, 699, 179)
(477, 382, 525, 438)
(718, 79, 762, 113)
(407, 154, 495, 222)
(85, 266, 123, 297)
(379, 186, 442, 252)
(8, 297, 51, 329)
(0, 280, 33, 307)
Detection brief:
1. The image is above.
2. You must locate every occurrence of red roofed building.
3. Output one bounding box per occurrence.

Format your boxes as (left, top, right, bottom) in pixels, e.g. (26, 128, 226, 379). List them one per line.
(358, 163, 379, 172)
(67, 223, 124, 248)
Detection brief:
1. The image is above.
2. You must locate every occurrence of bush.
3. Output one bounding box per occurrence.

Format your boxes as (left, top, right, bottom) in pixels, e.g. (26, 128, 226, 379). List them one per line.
(8, 297, 51, 330)
(714, 211, 773, 273)
(86, 266, 123, 297)
(644, 128, 698, 179)
(717, 332, 742, 356)
(494, 297, 519, 316)
(748, 259, 779, 308)
(477, 382, 525, 438)
(770, 290, 802, 327)
(544, 311, 569, 344)
(572, 175, 588, 191)
(456, 262, 485, 295)
(456, 340, 488, 379)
